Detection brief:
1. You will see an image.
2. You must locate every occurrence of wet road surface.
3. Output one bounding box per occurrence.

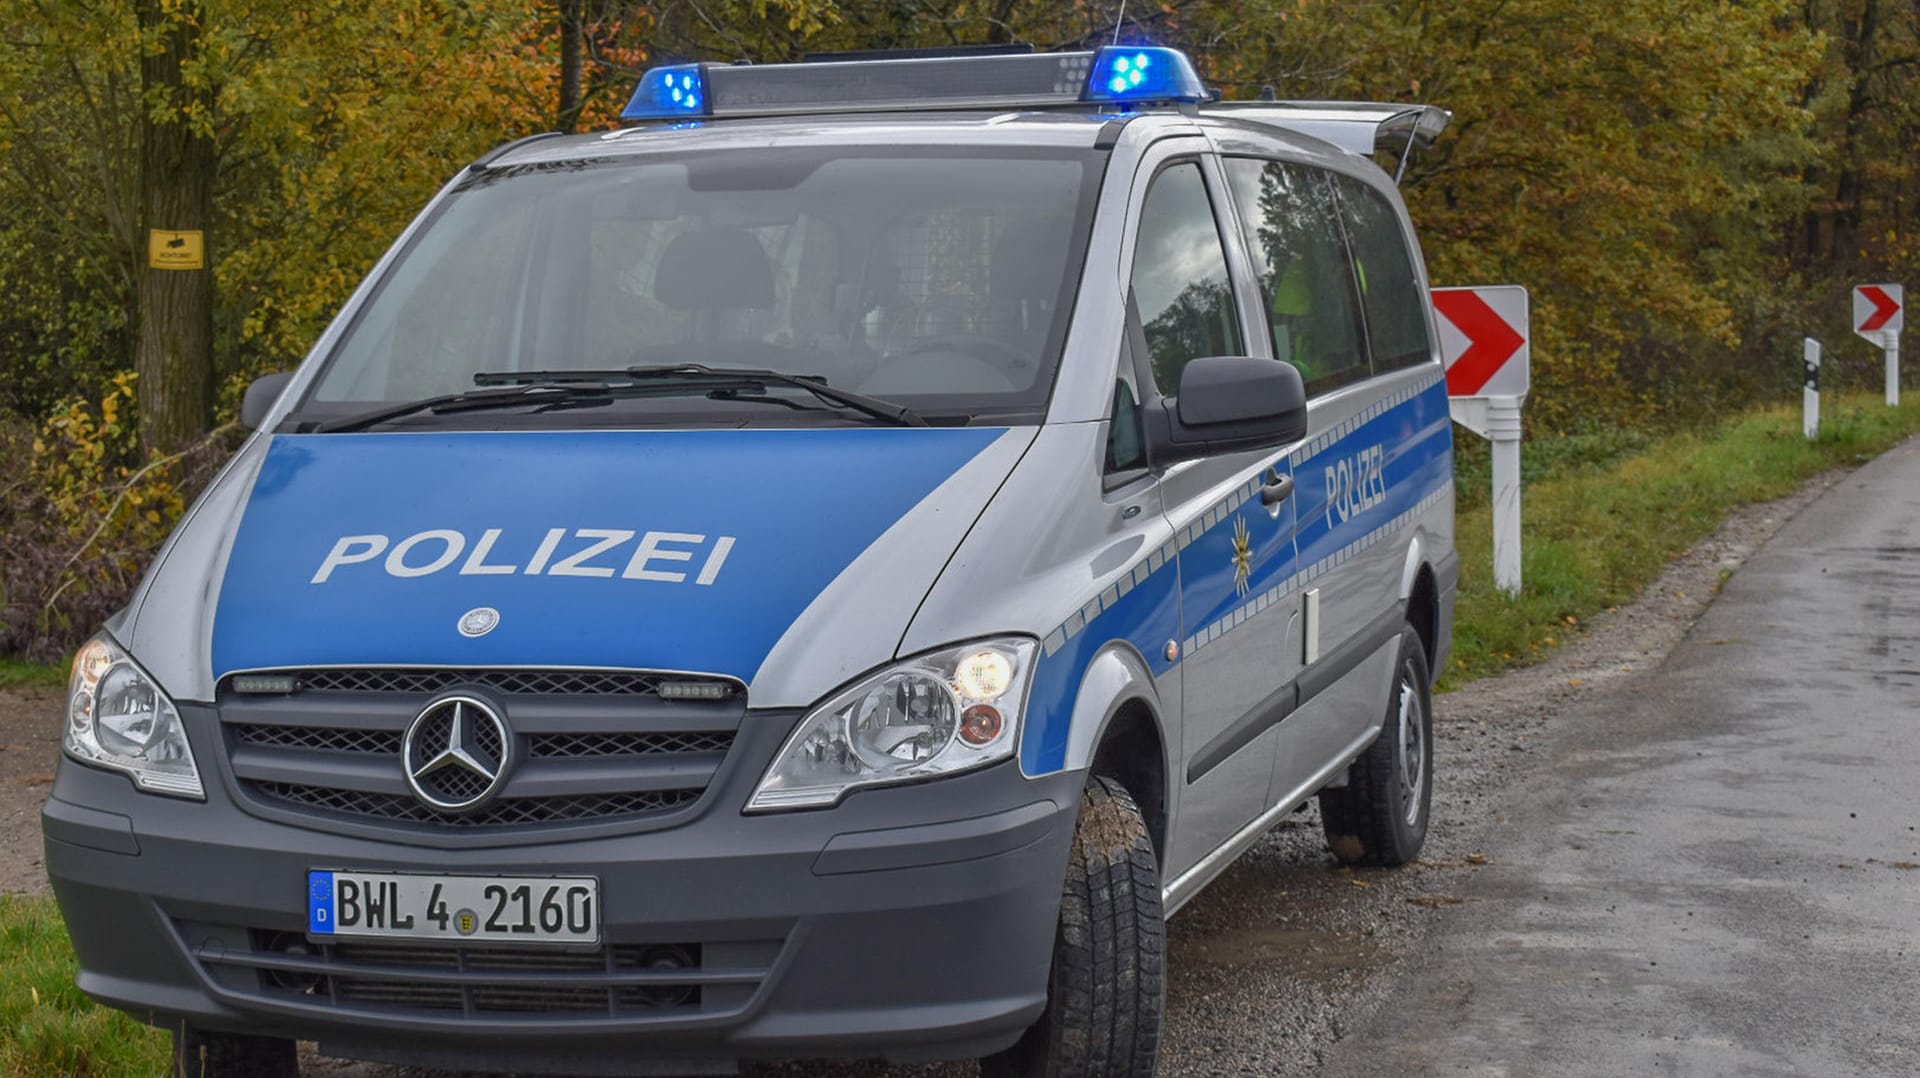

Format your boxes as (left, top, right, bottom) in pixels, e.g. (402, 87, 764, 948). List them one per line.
(1318, 439, 1920, 1076)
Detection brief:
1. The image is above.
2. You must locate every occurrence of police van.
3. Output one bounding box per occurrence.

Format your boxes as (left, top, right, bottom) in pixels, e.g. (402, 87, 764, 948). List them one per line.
(44, 45, 1456, 1077)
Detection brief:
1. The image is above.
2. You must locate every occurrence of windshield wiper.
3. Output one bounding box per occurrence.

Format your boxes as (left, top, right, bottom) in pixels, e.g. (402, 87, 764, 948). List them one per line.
(479, 364, 930, 427)
(311, 382, 633, 433)
(315, 365, 930, 433)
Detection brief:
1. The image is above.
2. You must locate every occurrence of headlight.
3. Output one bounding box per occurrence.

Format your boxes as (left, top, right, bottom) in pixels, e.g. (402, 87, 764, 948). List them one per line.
(65, 635, 203, 799)
(747, 637, 1038, 811)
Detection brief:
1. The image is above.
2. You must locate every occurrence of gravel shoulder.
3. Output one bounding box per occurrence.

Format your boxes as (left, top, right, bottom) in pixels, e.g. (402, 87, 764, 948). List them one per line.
(0, 467, 1847, 1075)
(0, 683, 59, 896)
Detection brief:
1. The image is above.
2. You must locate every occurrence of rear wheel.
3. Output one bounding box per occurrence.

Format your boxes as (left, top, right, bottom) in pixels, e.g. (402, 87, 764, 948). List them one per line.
(1320, 625, 1433, 866)
(172, 1026, 297, 1078)
(981, 775, 1164, 1078)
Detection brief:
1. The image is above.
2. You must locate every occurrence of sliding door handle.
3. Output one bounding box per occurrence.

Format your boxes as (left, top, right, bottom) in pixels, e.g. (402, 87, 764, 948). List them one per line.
(1260, 468, 1295, 507)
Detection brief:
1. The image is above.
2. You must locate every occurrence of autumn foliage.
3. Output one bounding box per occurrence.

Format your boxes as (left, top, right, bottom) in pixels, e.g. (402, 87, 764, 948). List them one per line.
(0, 0, 1915, 656)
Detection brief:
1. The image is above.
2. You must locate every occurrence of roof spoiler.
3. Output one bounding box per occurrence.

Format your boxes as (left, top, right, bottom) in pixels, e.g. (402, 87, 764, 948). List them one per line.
(1203, 101, 1451, 183)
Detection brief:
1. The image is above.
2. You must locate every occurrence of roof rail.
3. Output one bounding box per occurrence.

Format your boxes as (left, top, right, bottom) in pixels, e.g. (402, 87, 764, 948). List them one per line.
(465, 131, 566, 173)
(1204, 101, 1451, 182)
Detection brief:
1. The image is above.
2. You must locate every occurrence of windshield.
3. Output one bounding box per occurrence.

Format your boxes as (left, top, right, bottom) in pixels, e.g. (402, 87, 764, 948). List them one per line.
(298, 146, 1102, 426)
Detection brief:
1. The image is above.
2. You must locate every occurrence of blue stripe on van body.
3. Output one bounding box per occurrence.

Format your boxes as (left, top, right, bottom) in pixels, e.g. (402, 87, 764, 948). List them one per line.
(1020, 374, 1452, 776)
(212, 427, 1005, 683)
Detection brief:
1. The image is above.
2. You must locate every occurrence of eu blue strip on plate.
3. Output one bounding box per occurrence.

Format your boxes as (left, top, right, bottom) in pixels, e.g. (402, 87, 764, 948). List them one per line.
(308, 871, 335, 935)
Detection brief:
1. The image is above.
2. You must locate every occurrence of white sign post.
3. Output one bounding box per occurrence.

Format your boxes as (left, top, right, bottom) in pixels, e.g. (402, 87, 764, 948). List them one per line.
(1434, 285, 1530, 597)
(1852, 284, 1904, 406)
(1804, 337, 1821, 441)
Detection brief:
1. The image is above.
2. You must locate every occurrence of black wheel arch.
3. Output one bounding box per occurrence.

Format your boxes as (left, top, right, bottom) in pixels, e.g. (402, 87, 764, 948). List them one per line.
(1086, 694, 1170, 866)
(1406, 562, 1440, 678)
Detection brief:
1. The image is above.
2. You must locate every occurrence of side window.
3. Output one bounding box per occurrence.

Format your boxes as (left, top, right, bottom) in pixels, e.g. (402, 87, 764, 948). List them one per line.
(1222, 158, 1369, 396)
(1130, 162, 1243, 396)
(1335, 177, 1434, 373)
(1105, 379, 1147, 474)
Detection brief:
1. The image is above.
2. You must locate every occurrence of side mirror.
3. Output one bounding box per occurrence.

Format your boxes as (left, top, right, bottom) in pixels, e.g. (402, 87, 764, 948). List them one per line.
(241, 372, 295, 431)
(1146, 356, 1308, 466)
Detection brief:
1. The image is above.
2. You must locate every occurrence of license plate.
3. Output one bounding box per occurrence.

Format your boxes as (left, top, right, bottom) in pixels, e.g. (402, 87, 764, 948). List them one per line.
(308, 870, 600, 945)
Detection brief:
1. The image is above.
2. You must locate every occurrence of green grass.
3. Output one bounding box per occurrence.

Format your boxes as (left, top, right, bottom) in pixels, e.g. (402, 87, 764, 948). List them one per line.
(0, 895, 169, 1077)
(1442, 392, 1920, 688)
(0, 660, 65, 691)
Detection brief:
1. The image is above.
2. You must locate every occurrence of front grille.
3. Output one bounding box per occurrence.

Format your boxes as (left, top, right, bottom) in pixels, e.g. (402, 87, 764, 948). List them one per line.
(203, 932, 752, 1019)
(278, 668, 697, 698)
(219, 667, 745, 833)
(528, 731, 734, 758)
(231, 724, 732, 760)
(233, 724, 403, 755)
(253, 783, 701, 827)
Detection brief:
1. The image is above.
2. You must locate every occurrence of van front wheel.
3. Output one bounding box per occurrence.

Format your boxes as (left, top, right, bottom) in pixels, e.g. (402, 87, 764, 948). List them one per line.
(981, 775, 1165, 1078)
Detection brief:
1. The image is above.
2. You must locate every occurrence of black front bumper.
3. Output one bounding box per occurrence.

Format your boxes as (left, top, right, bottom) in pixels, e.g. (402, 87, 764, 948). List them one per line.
(43, 704, 1083, 1072)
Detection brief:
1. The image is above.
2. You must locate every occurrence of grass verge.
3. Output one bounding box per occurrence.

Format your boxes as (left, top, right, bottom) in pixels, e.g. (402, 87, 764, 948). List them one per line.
(0, 660, 65, 691)
(0, 895, 169, 1077)
(1443, 392, 1920, 687)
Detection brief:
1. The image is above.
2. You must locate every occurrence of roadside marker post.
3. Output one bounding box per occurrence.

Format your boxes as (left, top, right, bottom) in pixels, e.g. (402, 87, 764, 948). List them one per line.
(1434, 285, 1529, 597)
(1804, 338, 1821, 441)
(1852, 284, 1904, 407)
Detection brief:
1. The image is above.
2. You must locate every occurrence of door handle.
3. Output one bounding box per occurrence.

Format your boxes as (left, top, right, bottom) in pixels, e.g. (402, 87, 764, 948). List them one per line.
(1260, 468, 1295, 507)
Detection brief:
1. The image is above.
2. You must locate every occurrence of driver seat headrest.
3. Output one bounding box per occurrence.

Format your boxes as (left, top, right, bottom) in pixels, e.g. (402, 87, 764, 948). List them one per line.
(654, 227, 776, 311)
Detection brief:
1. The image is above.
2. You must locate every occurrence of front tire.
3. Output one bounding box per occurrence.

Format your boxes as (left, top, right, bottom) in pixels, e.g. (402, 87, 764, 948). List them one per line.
(1319, 625, 1434, 866)
(981, 775, 1164, 1078)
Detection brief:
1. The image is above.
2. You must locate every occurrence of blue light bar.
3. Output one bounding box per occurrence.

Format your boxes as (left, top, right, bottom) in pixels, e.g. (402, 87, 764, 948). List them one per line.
(617, 47, 1209, 124)
(1084, 46, 1206, 105)
(621, 64, 710, 121)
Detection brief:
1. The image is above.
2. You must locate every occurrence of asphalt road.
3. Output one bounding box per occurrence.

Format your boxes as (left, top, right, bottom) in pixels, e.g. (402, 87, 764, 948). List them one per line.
(1318, 439, 1920, 1076)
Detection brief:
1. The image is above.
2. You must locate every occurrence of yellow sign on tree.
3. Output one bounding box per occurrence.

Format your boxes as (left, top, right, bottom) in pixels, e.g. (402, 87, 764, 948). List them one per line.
(148, 229, 205, 271)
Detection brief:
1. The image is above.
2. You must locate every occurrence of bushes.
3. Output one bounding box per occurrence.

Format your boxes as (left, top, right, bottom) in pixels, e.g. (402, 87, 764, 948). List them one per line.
(0, 374, 238, 660)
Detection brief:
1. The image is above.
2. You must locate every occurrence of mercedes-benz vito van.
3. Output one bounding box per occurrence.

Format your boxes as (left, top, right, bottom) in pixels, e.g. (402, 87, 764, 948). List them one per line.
(44, 45, 1456, 1077)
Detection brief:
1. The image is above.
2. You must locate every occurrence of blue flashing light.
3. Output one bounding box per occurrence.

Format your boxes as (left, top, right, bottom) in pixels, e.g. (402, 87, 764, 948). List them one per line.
(622, 64, 710, 121)
(1084, 46, 1206, 105)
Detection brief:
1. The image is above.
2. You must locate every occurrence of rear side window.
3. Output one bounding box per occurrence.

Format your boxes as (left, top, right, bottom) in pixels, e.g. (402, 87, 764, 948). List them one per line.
(1130, 162, 1243, 396)
(1334, 177, 1434, 373)
(1222, 158, 1368, 396)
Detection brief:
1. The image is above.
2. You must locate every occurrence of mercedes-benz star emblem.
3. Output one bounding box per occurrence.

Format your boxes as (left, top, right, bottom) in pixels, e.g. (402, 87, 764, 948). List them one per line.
(402, 696, 512, 812)
(457, 607, 500, 638)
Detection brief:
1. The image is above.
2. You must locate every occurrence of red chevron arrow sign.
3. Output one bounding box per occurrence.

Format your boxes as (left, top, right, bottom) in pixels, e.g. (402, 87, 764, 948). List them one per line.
(1853, 284, 1904, 340)
(1433, 285, 1529, 399)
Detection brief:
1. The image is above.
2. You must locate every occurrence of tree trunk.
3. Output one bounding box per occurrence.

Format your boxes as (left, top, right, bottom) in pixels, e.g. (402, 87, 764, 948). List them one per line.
(1832, 0, 1882, 267)
(134, 0, 216, 453)
(557, 0, 585, 131)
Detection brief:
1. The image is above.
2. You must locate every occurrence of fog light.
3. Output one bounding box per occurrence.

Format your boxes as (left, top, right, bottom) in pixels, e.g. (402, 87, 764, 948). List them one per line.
(959, 705, 1003, 746)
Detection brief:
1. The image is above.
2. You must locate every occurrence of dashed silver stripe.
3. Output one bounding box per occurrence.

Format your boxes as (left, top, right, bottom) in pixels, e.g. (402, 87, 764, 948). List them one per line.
(1041, 371, 1447, 661)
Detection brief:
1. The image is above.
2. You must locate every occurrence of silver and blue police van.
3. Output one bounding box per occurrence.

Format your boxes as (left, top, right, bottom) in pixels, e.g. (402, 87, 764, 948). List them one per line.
(44, 45, 1456, 1077)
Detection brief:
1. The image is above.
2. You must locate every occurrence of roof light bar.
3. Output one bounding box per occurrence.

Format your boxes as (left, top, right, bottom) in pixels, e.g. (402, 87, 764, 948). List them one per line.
(619, 46, 1207, 123)
(622, 64, 710, 121)
(1084, 47, 1206, 106)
